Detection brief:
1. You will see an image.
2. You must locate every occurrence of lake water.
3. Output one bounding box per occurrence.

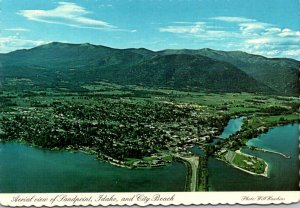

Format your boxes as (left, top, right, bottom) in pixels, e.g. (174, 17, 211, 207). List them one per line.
(0, 142, 186, 193)
(1, 121, 298, 192)
(211, 117, 244, 144)
(220, 117, 244, 138)
(208, 124, 299, 191)
(191, 117, 244, 154)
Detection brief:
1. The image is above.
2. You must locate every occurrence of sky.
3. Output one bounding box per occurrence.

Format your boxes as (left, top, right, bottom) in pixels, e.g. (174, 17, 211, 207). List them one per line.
(0, 0, 299, 59)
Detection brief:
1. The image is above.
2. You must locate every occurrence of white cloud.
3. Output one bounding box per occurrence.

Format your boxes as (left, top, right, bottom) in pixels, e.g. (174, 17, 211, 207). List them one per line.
(159, 22, 206, 34)
(17, 2, 117, 31)
(239, 22, 273, 35)
(284, 49, 300, 57)
(4, 27, 30, 32)
(0, 35, 48, 53)
(277, 28, 300, 37)
(159, 16, 300, 59)
(210, 16, 255, 22)
(242, 35, 300, 59)
(242, 24, 300, 57)
(263, 27, 282, 35)
(245, 38, 270, 44)
(159, 21, 240, 40)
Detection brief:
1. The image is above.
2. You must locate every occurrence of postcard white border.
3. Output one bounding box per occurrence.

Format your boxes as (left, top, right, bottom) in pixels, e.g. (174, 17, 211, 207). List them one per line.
(0, 192, 298, 206)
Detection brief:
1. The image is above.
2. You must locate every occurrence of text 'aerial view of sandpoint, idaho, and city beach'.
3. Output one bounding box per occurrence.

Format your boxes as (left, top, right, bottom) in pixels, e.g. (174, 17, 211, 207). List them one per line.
(0, 0, 299, 193)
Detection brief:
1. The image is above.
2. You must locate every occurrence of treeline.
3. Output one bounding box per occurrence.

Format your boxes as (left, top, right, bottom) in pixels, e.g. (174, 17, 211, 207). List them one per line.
(260, 106, 293, 115)
(197, 156, 208, 191)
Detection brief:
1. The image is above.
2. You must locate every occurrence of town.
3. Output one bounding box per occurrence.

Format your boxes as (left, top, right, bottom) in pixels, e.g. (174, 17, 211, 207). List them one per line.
(0, 82, 299, 191)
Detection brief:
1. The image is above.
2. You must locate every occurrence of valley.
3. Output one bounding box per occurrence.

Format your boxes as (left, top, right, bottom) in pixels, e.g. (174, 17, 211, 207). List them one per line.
(0, 80, 299, 191)
(0, 42, 299, 192)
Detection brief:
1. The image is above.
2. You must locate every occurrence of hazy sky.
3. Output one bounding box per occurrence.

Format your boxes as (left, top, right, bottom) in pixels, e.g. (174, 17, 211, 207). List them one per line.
(1, 0, 299, 59)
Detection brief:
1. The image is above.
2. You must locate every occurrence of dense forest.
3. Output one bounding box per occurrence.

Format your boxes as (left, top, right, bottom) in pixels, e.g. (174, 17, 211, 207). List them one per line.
(0, 42, 298, 96)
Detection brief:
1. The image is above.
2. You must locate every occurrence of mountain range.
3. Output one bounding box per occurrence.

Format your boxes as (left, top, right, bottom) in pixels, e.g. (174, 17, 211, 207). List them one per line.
(0, 42, 298, 96)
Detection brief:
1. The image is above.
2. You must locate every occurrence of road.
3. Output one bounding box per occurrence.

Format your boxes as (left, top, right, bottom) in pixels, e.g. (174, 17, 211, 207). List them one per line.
(174, 154, 199, 192)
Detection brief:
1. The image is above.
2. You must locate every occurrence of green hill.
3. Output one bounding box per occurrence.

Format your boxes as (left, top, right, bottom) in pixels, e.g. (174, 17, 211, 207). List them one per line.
(0, 42, 297, 95)
(107, 54, 272, 93)
(159, 48, 299, 95)
(1, 42, 150, 68)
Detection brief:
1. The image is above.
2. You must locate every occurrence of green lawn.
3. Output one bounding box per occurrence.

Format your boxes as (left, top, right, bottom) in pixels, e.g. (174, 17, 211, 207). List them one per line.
(232, 153, 266, 174)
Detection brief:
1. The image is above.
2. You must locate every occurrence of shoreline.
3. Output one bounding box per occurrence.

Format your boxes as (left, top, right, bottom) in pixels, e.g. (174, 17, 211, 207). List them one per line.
(173, 154, 200, 192)
(1, 121, 296, 190)
(216, 156, 269, 178)
(248, 146, 290, 159)
(1, 139, 172, 170)
(235, 150, 269, 178)
(173, 156, 193, 191)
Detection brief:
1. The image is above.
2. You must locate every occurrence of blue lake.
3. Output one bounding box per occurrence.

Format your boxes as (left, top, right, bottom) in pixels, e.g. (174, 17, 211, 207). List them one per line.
(0, 119, 298, 192)
(208, 124, 299, 191)
(220, 117, 244, 138)
(0, 142, 186, 193)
